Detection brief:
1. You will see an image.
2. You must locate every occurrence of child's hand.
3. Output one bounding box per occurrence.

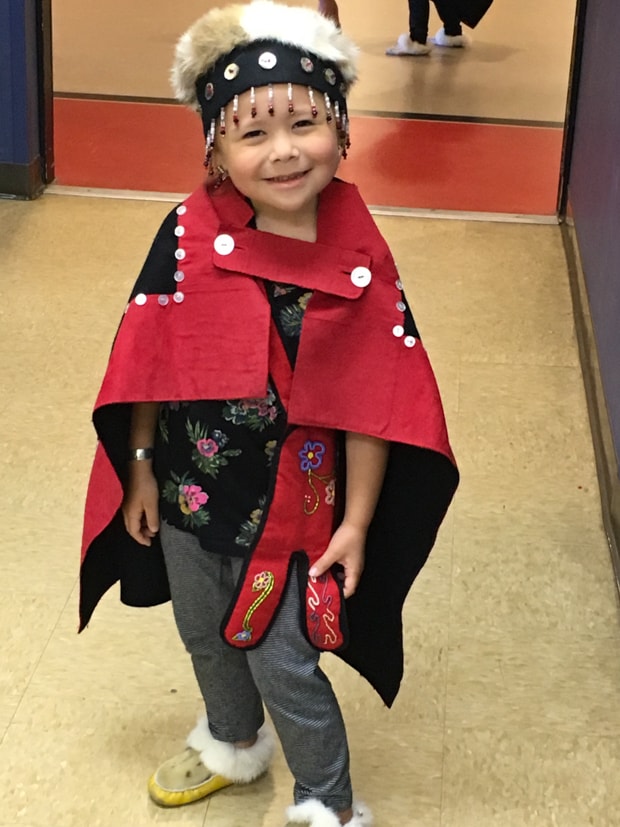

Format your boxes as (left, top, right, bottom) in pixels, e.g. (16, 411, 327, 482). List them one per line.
(309, 521, 366, 598)
(122, 466, 160, 546)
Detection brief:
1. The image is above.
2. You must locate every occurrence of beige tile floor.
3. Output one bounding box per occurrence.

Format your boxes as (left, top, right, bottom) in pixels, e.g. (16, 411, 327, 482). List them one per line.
(1, 193, 620, 826)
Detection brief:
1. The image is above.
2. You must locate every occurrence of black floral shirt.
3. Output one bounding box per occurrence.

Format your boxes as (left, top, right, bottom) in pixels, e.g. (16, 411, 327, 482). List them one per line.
(153, 282, 311, 556)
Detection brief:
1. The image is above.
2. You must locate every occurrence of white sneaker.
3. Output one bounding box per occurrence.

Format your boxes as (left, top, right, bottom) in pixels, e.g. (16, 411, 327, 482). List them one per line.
(433, 27, 470, 47)
(386, 33, 431, 56)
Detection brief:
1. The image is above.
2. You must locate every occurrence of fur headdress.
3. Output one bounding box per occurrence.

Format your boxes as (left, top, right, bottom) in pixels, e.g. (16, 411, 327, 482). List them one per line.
(172, 1, 358, 109)
(171, 1, 359, 147)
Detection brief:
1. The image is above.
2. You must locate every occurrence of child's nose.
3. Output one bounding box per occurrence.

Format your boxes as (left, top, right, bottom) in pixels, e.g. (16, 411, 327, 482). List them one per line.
(269, 131, 299, 162)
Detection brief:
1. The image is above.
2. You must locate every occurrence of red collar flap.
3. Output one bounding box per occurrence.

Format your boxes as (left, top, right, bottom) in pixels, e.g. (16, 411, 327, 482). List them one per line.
(212, 227, 368, 299)
(201, 179, 372, 298)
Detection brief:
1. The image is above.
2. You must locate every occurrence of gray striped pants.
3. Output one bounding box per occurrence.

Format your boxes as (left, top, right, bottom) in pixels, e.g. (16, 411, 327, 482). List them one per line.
(159, 521, 352, 811)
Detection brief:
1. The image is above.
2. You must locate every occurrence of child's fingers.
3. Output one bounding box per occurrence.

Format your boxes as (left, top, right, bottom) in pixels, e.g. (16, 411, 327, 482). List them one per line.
(143, 503, 160, 537)
(128, 515, 151, 545)
(123, 506, 153, 546)
(308, 550, 334, 579)
(309, 553, 363, 598)
(342, 561, 363, 598)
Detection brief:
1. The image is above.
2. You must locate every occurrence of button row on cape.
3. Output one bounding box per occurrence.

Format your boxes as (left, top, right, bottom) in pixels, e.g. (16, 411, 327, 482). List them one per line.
(134, 291, 185, 306)
(392, 277, 416, 348)
(142, 219, 411, 338)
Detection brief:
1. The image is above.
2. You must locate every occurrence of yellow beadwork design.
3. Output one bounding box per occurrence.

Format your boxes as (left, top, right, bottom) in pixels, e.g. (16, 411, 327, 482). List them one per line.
(232, 570, 275, 641)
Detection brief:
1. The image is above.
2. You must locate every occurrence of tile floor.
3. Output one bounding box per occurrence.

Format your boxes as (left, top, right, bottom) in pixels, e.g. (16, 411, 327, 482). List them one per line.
(1, 193, 620, 826)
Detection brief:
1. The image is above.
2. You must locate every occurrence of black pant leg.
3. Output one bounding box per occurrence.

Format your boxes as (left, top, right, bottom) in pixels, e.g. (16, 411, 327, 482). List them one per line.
(432, 0, 463, 35)
(408, 0, 430, 43)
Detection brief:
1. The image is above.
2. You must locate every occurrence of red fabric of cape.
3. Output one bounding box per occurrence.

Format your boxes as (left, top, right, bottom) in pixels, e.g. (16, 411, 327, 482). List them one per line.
(80, 179, 459, 707)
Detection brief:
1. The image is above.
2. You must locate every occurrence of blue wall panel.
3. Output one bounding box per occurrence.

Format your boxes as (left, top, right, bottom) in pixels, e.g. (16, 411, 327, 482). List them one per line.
(0, 0, 41, 176)
(569, 0, 620, 473)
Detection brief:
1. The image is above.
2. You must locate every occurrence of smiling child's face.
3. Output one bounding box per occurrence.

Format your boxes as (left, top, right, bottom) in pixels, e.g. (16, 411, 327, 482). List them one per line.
(213, 83, 341, 234)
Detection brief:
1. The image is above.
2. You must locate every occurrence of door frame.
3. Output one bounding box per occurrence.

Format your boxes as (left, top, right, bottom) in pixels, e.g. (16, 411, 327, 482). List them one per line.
(557, 0, 589, 218)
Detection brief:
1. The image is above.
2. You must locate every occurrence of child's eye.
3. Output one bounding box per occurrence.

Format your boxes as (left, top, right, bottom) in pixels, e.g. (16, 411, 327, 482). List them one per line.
(242, 129, 265, 139)
(293, 120, 314, 129)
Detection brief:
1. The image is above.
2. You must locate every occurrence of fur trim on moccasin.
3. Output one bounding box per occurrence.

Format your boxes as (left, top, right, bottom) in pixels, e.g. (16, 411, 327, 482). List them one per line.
(187, 716, 275, 783)
(286, 798, 373, 826)
(385, 33, 431, 56)
(432, 27, 470, 47)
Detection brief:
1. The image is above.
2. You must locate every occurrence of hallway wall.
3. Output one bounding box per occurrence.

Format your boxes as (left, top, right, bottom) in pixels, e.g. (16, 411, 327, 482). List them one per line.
(0, 0, 44, 197)
(568, 0, 620, 473)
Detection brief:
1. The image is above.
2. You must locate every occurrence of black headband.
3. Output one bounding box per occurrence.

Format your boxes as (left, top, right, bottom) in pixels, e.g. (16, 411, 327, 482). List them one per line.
(195, 39, 349, 137)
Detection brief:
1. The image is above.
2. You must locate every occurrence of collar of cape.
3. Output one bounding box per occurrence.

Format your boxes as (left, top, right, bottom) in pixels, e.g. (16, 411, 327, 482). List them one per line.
(183, 176, 382, 299)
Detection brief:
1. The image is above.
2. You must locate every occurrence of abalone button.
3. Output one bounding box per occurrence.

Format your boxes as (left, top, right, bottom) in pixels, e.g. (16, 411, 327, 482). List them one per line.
(134, 293, 147, 306)
(404, 336, 416, 348)
(392, 325, 404, 337)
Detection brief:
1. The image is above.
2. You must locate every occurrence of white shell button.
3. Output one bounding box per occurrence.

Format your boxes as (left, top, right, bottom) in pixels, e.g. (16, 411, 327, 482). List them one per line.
(350, 266, 372, 288)
(258, 51, 277, 69)
(214, 234, 235, 255)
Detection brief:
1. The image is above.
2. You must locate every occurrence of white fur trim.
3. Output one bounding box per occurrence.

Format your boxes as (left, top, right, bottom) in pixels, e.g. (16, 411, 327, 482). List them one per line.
(187, 716, 274, 783)
(348, 801, 373, 826)
(385, 33, 431, 56)
(432, 27, 470, 47)
(171, 0, 358, 110)
(286, 799, 373, 826)
(286, 799, 341, 827)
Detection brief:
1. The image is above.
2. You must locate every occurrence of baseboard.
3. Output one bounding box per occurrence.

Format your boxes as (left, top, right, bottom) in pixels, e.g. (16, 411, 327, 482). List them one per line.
(0, 157, 45, 199)
(561, 219, 620, 591)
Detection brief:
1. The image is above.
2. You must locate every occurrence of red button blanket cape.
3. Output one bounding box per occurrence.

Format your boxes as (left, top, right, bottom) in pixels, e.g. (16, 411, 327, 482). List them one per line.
(80, 178, 458, 707)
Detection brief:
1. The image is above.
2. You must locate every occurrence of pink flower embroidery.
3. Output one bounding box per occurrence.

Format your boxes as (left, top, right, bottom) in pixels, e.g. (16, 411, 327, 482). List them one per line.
(325, 478, 336, 506)
(197, 438, 219, 457)
(180, 484, 209, 514)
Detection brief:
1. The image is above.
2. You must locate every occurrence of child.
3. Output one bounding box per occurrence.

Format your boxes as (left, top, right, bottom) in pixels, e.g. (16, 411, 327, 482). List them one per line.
(79, 2, 458, 825)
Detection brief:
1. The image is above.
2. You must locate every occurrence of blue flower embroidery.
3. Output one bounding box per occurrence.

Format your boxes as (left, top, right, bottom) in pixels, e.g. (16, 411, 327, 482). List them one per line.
(298, 441, 325, 472)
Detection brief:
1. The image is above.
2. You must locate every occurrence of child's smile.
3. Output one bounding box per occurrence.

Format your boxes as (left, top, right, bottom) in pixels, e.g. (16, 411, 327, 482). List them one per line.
(266, 171, 309, 184)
